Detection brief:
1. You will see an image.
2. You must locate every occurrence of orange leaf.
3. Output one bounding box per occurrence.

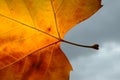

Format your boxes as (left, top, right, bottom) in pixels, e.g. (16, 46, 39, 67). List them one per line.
(0, 0, 102, 80)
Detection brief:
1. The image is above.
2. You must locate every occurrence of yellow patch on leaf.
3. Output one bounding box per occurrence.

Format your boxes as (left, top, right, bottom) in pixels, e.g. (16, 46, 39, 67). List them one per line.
(0, 0, 102, 80)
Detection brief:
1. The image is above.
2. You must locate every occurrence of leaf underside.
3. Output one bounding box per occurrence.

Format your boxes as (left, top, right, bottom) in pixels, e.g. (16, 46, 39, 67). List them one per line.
(0, 0, 102, 80)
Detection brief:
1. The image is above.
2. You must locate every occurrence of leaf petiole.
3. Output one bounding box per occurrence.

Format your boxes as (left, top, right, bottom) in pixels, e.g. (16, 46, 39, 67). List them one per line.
(60, 39, 99, 50)
(0, 13, 99, 50)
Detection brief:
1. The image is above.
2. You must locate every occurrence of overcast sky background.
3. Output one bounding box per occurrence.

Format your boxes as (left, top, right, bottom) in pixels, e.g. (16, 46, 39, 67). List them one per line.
(61, 0, 120, 80)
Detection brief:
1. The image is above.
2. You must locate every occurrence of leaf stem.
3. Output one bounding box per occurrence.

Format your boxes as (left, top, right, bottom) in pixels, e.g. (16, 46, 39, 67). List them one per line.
(60, 39, 99, 50)
(0, 13, 99, 50)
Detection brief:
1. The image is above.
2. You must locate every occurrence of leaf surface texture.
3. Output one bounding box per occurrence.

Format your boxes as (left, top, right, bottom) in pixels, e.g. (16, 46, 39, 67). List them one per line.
(0, 0, 102, 80)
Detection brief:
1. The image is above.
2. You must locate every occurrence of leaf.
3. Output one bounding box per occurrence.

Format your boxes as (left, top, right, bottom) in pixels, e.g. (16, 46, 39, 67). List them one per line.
(0, 0, 102, 80)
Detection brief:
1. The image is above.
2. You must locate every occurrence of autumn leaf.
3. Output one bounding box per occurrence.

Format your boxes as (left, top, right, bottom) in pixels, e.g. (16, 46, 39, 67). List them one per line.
(0, 0, 102, 80)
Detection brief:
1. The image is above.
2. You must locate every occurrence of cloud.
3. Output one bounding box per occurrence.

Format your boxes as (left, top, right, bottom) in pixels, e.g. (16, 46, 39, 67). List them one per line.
(70, 42, 120, 80)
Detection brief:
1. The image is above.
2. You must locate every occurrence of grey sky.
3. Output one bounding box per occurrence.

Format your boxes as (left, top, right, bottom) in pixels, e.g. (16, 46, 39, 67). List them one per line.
(61, 0, 120, 80)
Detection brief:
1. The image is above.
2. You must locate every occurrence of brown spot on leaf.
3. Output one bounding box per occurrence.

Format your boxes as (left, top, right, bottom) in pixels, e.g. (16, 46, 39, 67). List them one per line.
(47, 27, 51, 32)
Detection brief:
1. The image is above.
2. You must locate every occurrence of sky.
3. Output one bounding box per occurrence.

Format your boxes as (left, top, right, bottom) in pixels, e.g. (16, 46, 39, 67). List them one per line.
(61, 0, 120, 80)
